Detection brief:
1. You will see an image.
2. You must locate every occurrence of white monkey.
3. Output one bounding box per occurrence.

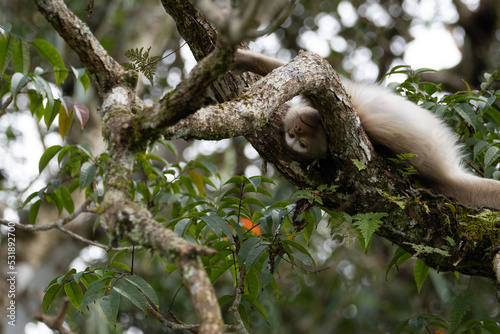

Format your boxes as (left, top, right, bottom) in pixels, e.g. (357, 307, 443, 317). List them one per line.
(232, 49, 500, 210)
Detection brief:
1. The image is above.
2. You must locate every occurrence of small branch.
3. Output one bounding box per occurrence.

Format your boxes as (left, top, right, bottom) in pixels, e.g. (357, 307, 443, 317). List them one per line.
(147, 300, 238, 332)
(55, 225, 110, 249)
(228, 266, 249, 334)
(0, 220, 137, 252)
(34, 298, 75, 334)
(0, 94, 13, 117)
(145, 298, 198, 332)
(0, 197, 93, 231)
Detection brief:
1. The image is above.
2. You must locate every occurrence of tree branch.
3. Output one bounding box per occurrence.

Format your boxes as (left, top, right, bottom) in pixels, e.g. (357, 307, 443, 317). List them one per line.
(33, 1, 226, 331)
(33, 0, 133, 93)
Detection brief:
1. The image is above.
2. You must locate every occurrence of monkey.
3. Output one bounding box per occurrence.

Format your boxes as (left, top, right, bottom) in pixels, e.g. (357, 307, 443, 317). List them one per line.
(284, 103, 328, 160)
(232, 49, 500, 210)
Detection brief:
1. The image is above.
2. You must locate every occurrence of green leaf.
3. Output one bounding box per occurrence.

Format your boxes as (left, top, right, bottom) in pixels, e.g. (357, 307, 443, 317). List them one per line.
(79, 282, 107, 311)
(71, 66, 90, 93)
(32, 39, 65, 68)
(484, 146, 500, 167)
(64, 281, 83, 309)
(10, 72, 28, 98)
(58, 268, 77, 284)
(21, 191, 39, 209)
(44, 98, 61, 129)
(39, 145, 62, 174)
(238, 304, 249, 329)
(238, 237, 262, 266)
(201, 215, 226, 238)
(290, 252, 313, 266)
(43, 283, 63, 313)
(454, 103, 477, 130)
(385, 247, 411, 279)
(124, 275, 160, 310)
(79, 162, 97, 189)
(473, 140, 490, 160)
(242, 295, 269, 322)
(0, 35, 14, 75)
(282, 240, 316, 267)
(225, 176, 244, 185)
(352, 158, 366, 170)
(30, 92, 46, 120)
(79, 273, 98, 289)
(482, 322, 500, 334)
(242, 197, 266, 209)
(244, 242, 268, 271)
(46, 192, 63, 215)
(54, 67, 69, 86)
(408, 315, 425, 333)
(32, 75, 54, 109)
(113, 284, 148, 315)
(100, 290, 120, 323)
(29, 199, 42, 225)
(32, 39, 67, 85)
(13, 39, 30, 74)
(173, 218, 191, 237)
(210, 258, 234, 283)
(414, 259, 429, 292)
(59, 187, 75, 213)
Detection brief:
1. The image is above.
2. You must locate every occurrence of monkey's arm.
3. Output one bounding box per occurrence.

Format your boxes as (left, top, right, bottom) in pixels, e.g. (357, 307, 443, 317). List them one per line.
(232, 49, 287, 76)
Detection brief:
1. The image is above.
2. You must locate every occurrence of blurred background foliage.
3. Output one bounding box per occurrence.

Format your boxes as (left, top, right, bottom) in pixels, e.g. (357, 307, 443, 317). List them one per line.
(1, 0, 500, 333)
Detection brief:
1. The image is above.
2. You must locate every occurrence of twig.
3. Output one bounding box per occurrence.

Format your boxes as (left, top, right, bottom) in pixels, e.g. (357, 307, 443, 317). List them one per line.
(0, 197, 94, 232)
(34, 298, 75, 334)
(0, 94, 13, 117)
(228, 265, 249, 334)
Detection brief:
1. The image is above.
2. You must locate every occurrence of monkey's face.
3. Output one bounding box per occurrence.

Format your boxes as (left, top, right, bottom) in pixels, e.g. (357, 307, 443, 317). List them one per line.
(283, 105, 328, 161)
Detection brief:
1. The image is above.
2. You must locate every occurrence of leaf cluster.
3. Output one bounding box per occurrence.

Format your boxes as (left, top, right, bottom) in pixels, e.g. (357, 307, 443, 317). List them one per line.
(387, 66, 500, 179)
(43, 249, 159, 325)
(23, 144, 106, 225)
(0, 30, 90, 138)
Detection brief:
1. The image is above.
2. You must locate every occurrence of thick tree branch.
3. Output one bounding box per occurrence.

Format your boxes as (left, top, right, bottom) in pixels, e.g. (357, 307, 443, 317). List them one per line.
(34, 0, 225, 331)
(163, 0, 500, 282)
(130, 43, 236, 140)
(33, 0, 134, 93)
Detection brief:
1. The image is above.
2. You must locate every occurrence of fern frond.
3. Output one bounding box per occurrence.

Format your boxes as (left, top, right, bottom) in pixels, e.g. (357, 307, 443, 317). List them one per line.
(123, 46, 160, 83)
(352, 212, 387, 250)
(447, 290, 472, 333)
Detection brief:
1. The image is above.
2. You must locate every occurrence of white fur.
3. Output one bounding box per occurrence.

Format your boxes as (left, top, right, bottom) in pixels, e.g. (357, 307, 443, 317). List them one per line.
(339, 80, 500, 209)
(234, 50, 500, 210)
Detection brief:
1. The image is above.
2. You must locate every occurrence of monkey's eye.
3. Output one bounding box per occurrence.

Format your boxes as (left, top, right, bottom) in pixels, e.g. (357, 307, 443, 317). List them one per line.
(299, 141, 307, 149)
(288, 132, 295, 138)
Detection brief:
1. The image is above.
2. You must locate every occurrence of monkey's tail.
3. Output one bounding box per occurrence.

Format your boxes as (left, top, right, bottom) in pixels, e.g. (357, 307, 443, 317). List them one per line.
(436, 172, 500, 211)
